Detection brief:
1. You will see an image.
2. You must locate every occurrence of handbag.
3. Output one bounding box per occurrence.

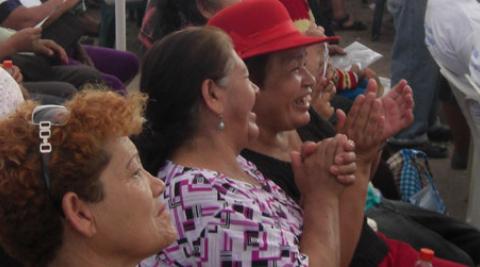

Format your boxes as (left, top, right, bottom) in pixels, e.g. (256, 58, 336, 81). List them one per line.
(387, 149, 447, 214)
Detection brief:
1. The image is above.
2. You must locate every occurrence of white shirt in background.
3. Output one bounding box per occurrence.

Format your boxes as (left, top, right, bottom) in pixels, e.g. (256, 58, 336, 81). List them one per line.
(425, 0, 480, 76)
(469, 31, 480, 92)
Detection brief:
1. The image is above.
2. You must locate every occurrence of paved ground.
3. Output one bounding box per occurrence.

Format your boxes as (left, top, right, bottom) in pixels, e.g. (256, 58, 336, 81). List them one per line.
(123, 0, 471, 222)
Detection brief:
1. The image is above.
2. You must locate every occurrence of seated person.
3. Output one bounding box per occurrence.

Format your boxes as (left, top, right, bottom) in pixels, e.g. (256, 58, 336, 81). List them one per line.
(0, 26, 77, 103)
(286, 7, 377, 100)
(424, 0, 478, 168)
(305, 27, 480, 265)
(0, 66, 24, 118)
(139, 0, 240, 49)
(209, 0, 470, 266)
(0, 90, 177, 266)
(425, 0, 480, 78)
(0, 0, 138, 92)
(136, 25, 358, 266)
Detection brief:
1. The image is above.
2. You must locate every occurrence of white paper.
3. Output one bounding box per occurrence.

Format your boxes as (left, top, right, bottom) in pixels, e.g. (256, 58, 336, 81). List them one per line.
(331, 41, 383, 71)
(19, 0, 41, 7)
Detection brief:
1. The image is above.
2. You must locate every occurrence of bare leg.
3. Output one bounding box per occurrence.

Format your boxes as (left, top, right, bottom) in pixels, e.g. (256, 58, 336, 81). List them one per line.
(442, 101, 470, 169)
(330, 0, 366, 30)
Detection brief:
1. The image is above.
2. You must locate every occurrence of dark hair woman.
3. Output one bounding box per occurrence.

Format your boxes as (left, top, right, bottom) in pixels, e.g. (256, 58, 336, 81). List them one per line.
(136, 25, 357, 266)
(209, 1, 473, 267)
(139, 0, 240, 49)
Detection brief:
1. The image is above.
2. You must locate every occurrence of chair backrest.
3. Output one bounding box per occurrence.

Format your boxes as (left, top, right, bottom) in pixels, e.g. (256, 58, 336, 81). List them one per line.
(440, 67, 480, 101)
(439, 63, 480, 228)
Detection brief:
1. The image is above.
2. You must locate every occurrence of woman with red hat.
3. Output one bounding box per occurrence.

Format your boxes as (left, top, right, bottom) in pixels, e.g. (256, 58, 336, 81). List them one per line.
(137, 24, 359, 266)
(208, 0, 468, 267)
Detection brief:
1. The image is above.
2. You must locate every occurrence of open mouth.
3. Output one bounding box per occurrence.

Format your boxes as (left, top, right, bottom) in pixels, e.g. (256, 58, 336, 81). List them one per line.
(294, 94, 312, 110)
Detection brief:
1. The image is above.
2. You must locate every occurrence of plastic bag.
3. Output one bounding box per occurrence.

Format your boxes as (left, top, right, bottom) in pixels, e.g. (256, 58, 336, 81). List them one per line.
(331, 41, 383, 71)
(409, 183, 446, 214)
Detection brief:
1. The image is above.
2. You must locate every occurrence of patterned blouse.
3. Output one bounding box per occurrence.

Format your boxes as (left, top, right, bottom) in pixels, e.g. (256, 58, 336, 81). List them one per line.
(140, 156, 308, 266)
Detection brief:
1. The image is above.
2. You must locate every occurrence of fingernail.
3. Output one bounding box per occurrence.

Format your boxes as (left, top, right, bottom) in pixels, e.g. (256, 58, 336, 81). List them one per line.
(349, 140, 355, 147)
(331, 166, 338, 173)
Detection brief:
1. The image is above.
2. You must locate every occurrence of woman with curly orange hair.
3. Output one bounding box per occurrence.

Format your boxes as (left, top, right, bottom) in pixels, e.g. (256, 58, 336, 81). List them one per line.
(0, 90, 176, 267)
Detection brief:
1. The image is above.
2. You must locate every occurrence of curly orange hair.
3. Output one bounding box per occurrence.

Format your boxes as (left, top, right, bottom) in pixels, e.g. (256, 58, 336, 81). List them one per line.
(0, 89, 146, 267)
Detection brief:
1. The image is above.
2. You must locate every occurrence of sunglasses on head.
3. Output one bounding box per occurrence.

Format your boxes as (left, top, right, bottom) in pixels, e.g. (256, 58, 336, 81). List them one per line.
(31, 105, 70, 191)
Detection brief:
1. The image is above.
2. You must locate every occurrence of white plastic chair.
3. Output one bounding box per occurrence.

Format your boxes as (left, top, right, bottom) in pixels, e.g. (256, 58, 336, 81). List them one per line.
(439, 64, 480, 228)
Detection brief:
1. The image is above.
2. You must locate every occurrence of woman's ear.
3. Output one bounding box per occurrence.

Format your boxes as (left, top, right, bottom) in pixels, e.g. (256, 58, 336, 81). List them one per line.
(200, 79, 225, 114)
(196, 0, 216, 19)
(62, 192, 97, 238)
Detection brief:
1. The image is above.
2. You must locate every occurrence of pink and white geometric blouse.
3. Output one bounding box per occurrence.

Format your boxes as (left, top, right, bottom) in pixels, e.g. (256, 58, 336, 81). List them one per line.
(140, 156, 308, 267)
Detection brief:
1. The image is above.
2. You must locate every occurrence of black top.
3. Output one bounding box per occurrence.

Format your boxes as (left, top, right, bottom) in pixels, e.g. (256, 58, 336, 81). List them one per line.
(241, 108, 388, 267)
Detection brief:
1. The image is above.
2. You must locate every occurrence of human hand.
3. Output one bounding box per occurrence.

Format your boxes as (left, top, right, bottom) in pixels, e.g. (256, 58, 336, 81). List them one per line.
(6, 27, 42, 53)
(9, 65, 23, 83)
(299, 135, 356, 184)
(336, 79, 385, 163)
(374, 79, 414, 139)
(312, 76, 336, 119)
(328, 44, 346, 56)
(330, 134, 356, 183)
(349, 65, 377, 80)
(363, 67, 377, 79)
(291, 134, 355, 199)
(32, 39, 68, 64)
(63, 0, 82, 11)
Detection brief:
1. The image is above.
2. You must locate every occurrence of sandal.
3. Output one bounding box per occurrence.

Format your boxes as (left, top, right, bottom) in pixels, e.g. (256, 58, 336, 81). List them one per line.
(332, 14, 367, 31)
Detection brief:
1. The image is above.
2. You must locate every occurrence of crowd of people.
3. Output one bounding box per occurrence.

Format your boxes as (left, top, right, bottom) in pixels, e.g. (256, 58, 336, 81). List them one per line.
(0, 0, 479, 266)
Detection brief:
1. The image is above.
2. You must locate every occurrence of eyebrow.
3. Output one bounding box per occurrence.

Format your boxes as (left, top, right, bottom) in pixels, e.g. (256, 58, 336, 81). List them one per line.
(280, 49, 306, 65)
(126, 153, 140, 169)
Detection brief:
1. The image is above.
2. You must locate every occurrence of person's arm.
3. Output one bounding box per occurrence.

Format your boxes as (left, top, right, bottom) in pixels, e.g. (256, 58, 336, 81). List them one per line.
(0, 27, 40, 58)
(2, 0, 79, 30)
(0, 27, 67, 62)
(0, 39, 15, 58)
(301, 192, 341, 266)
(335, 81, 385, 267)
(292, 134, 355, 267)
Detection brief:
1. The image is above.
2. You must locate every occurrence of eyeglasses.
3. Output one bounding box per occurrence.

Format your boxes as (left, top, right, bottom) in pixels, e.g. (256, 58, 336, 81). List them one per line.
(31, 105, 69, 191)
(321, 43, 330, 79)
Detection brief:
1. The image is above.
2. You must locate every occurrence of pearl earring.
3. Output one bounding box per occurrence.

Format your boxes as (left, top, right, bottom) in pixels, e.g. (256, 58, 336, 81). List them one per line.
(218, 115, 225, 130)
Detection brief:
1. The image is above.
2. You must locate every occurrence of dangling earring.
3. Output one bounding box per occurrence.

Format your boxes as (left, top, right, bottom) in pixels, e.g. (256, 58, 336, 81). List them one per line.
(218, 115, 225, 131)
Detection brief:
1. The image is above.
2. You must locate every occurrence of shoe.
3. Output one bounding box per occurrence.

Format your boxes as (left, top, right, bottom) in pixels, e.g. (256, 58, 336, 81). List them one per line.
(417, 142, 448, 159)
(387, 142, 448, 159)
(332, 14, 367, 31)
(427, 125, 452, 142)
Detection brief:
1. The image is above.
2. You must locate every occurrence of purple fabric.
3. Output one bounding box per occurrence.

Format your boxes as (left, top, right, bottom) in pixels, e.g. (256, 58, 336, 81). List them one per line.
(67, 45, 139, 93)
(82, 45, 139, 83)
(140, 156, 308, 266)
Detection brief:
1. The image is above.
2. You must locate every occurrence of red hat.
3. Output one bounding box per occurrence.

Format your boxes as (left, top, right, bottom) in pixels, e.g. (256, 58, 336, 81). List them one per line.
(208, 0, 339, 59)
